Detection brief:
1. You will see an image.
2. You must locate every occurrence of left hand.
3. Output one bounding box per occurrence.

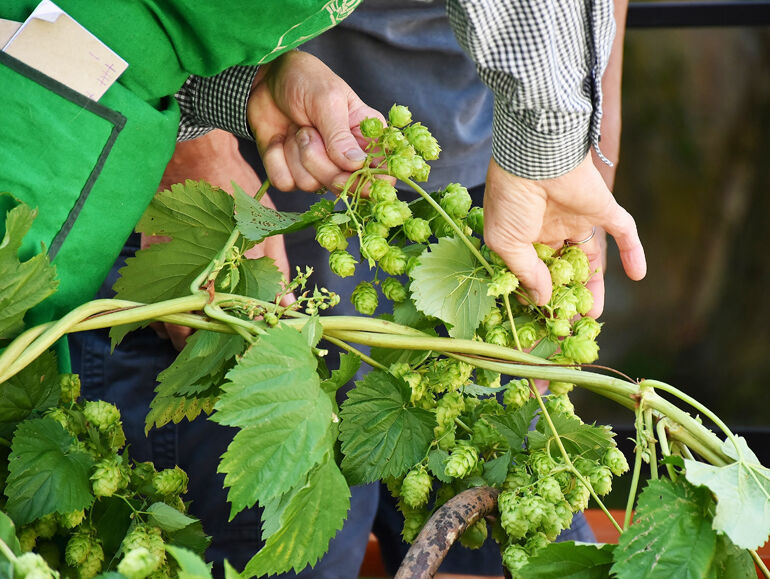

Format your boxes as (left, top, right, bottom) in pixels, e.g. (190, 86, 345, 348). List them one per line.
(482, 155, 646, 316)
(247, 50, 385, 192)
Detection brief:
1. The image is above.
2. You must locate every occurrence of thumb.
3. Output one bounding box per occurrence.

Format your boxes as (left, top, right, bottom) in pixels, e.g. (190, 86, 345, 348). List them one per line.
(311, 94, 368, 172)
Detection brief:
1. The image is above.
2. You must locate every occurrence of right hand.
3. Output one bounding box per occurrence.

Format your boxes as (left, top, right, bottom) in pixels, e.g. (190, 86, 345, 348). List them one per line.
(482, 155, 646, 314)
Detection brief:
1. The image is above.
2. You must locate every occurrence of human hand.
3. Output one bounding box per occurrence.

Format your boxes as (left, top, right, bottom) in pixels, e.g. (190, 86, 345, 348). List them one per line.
(247, 50, 385, 192)
(147, 130, 292, 350)
(482, 155, 646, 316)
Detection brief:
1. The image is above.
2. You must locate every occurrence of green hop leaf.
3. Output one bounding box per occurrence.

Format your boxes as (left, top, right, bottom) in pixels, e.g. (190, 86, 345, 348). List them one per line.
(5, 418, 94, 525)
(339, 371, 435, 484)
(410, 236, 495, 339)
(684, 436, 770, 550)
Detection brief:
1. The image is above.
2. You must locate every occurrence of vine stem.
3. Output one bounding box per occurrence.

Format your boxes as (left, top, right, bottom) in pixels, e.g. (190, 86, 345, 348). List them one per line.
(752, 550, 770, 578)
(529, 382, 622, 534)
(188, 227, 241, 294)
(624, 431, 644, 529)
(322, 335, 385, 371)
(641, 379, 743, 461)
(0, 538, 16, 562)
(403, 178, 494, 276)
(656, 419, 678, 481)
(644, 408, 658, 480)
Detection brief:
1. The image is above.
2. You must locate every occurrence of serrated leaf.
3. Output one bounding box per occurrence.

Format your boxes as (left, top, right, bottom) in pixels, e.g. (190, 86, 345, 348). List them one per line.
(462, 383, 507, 397)
(714, 534, 755, 578)
(111, 181, 244, 345)
(147, 502, 197, 533)
(0, 197, 59, 340)
(91, 495, 134, 556)
(155, 331, 244, 400)
(483, 451, 512, 487)
(5, 418, 94, 525)
(427, 449, 452, 484)
(232, 256, 283, 302)
(165, 545, 213, 578)
(167, 520, 211, 556)
(223, 561, 242, 579)
(301, 316, 324, 348)
(211, 325, 335, 517)
(409, 237, 495, 339)
(611, 478, 720, 578)
(528, 411, 614, 461)
(244, 453, 350, 577)
(339, 371, 435, 484)
(0, 350, 60, 439)
(0, 511, 20, 559)
(520, 542, 615, 578)
(321, 352, 361, 395)
(486, 399, 539, 451)
(530, 337, 559, 360)
(684, 436, 770, 550)
(234, 187, 334, 242)
(145, 395, 217, 433)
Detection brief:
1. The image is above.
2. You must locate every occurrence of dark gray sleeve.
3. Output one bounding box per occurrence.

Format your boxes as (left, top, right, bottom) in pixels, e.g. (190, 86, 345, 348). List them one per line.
(446, 0, 615, 179)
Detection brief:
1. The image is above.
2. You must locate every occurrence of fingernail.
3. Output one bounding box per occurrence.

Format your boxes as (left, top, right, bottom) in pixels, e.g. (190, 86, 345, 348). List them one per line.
(344, 148, 366, 162)
(296, 129, 310, 148)
(529, 290, 541, 305)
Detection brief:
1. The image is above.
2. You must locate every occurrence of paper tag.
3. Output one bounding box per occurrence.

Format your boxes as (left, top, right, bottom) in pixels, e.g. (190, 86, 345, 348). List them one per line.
(0, 18, 21, 46)
(2, 0, 128, 101)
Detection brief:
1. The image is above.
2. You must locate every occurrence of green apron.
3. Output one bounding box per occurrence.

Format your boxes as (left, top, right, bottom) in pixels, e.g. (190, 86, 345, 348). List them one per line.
(0, 0, 361, 325)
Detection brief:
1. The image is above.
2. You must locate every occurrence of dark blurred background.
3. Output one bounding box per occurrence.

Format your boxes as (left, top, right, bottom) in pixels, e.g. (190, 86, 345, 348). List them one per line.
(573, 2, 770, 461)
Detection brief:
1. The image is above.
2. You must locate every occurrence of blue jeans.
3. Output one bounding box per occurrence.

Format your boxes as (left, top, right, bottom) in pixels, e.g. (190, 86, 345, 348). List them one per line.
(68, 238, 378, 579)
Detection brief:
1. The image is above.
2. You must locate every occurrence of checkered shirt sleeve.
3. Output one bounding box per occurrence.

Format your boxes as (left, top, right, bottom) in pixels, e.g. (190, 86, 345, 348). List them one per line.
(447, 0, 615, 180)
(175, 65, 259, 142)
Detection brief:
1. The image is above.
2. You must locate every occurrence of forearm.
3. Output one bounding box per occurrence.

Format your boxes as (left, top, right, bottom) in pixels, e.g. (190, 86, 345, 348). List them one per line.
(446, 0, 617, 180)
(592, 0, 628, 190)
